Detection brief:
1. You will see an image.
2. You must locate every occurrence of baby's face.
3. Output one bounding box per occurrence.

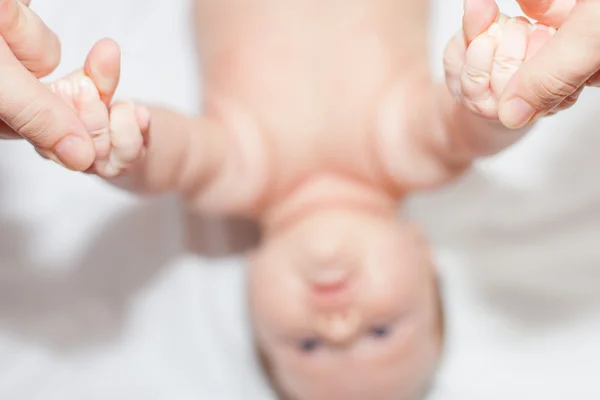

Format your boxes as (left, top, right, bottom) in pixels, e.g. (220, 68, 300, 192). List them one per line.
(250, 209, 442, 399)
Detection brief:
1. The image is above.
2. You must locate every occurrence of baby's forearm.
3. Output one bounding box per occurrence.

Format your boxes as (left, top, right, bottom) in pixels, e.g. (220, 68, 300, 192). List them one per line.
(113, 106, 227, 198)
(408, 81, 531, 178)
(384, 75, 531, 191)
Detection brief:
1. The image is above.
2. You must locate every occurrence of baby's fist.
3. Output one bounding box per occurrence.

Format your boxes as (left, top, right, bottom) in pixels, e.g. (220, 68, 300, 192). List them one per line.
(49, 39, 149, 178)
(443, 0, 557, 120)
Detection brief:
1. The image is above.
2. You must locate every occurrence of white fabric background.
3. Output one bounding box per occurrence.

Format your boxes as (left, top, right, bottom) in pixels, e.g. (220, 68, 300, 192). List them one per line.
(1, 0, 600, 399)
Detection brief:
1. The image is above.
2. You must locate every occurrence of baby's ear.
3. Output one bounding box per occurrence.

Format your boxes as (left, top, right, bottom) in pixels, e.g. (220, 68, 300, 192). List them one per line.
(84, 38, 121, 106)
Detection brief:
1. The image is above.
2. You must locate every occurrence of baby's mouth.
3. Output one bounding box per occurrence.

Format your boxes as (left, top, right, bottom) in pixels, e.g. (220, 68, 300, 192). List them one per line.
(307, 267, 358, 313)
(308, 267, 350, 293)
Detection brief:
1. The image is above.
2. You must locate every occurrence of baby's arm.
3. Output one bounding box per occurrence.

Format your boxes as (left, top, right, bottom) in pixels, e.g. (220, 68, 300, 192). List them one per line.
(381, 0, 562, 190)
(435, 0, 553, 161)
(121, 108, 229, 201)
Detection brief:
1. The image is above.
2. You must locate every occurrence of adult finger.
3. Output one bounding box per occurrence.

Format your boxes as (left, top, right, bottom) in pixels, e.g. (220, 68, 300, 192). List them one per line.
(586, 70, 600, 87)
(498, 2, 600, 128)
(84, 38, 121, 106)
(0, 123, 21, 139)
(0, 37, 95, 170)
(463, 0, 500, 44)
(59, 39, 121, 107)
(516, 0, 575, 28)
(0, 0, 61, 77)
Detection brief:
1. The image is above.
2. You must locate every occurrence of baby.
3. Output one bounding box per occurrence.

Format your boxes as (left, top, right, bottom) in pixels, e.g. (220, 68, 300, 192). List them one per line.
(41, 0, 562, 398)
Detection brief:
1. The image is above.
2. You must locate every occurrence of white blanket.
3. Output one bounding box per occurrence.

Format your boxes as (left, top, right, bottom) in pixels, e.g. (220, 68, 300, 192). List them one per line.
(1, 0, 600, 399)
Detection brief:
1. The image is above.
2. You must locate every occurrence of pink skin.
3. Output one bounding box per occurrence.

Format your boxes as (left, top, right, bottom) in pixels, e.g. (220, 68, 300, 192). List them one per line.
(44, 39, 149, 178)
(251, 208, 441, 399)
(0, 0, 97, 171)
(41, 1, 573, 399)
(501, 0, 600, 128)
(444, 2, 566, 121)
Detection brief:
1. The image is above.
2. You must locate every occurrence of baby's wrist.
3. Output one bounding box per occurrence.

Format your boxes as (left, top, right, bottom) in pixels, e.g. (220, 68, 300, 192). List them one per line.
(439, 85, 531, 159)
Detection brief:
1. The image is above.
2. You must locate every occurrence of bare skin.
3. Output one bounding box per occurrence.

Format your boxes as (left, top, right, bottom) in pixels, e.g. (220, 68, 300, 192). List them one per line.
(42, 0, 567, 398)
(0, 0, 96, 170)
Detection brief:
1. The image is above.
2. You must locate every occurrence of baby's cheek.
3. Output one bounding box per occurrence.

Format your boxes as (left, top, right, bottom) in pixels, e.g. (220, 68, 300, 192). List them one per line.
(369, 223, 433, 299)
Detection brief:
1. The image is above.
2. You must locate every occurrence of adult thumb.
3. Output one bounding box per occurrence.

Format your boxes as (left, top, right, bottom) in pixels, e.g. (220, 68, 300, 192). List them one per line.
(0, 37, 95, 170)
(498, 2, 600, 129)
(516, 0, 575, 27)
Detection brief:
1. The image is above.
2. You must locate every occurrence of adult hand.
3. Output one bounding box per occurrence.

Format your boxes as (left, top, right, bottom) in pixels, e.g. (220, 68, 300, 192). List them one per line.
(0, 0, 95, 170)
(496, 0, 600, 129)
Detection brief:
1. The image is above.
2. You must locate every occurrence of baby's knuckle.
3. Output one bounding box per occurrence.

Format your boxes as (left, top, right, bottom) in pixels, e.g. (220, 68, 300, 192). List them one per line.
(465, 99, 497, 119)
(443, 42, 462, 72)
(114, 135, 143, 162)
(119, 131, 142, 149)
(493, 56, 521, 74)
(462, 65, 490, 86)
(89, 126, 110, 138)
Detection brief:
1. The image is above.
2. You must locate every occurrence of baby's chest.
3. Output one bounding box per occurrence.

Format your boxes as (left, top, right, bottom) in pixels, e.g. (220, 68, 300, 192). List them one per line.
(265, 125, 381, 185)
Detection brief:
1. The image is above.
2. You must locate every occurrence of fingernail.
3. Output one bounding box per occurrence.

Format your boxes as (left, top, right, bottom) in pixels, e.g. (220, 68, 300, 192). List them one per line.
(549, 27, 557, 36)
(499, 98, 537, 129)
(53, 135, 89, 170)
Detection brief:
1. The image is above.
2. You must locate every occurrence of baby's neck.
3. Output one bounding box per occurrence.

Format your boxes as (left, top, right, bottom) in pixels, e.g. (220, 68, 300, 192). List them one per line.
(262, 172, 396, 234)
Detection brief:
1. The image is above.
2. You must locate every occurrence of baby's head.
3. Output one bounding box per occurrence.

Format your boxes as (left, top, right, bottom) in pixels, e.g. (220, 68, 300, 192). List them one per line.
(249, 207, 443, 399)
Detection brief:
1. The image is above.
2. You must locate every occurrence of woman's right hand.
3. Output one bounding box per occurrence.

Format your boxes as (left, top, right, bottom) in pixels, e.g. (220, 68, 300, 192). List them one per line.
(0, 0, 96, 171)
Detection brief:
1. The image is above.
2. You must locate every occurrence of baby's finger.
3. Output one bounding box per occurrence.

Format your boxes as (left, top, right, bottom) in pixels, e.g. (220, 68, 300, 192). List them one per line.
(460, 23, 501, 116)
(491, 18, 529, 96)
(134, 104, 151, 146)
(47, 80, 75, 109)
(73, 76, 111, 159)
(444, 30, 468, 98)
(96, 101, 143, 178)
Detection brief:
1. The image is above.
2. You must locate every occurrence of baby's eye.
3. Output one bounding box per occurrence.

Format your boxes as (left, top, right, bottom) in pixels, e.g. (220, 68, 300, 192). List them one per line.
(298, 338, 322, 353)
(370, 325, 392, 339)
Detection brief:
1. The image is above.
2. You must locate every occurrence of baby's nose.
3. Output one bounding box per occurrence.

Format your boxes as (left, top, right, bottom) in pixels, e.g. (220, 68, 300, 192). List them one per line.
(315, 310, 361, 344)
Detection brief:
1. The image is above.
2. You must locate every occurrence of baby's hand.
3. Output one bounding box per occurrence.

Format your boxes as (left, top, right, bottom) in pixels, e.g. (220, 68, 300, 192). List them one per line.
(443, 0, 574, 121)
(48, 39, 149, 178)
